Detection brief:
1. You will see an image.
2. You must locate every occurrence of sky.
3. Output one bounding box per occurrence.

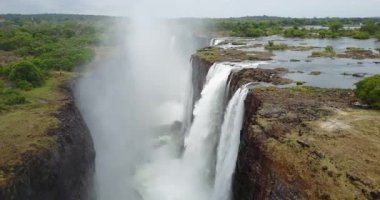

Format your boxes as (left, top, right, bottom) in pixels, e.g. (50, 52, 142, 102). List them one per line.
(1, 0, 380, 18)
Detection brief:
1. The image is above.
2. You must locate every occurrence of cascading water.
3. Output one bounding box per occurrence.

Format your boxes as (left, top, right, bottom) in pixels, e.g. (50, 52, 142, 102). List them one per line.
(79, 25, 263, 199)
(135, 62, 235, 200)
(211, 84, 250, 200)
(135, 61, 259, 200)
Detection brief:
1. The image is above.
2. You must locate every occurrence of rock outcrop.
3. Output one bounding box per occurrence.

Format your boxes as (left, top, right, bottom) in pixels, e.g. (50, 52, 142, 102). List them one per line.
(0, 82, 95, 200)
(192, 47, 380, 200)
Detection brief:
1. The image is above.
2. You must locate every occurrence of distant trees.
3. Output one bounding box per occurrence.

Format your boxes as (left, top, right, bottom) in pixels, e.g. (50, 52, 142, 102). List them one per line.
(360, 21, 379, 35)
(0, 14, 108, 109)
(328, 21, 343, 32)
(376, 32, 380, 41)
(352, 31, 370, 40)
(0, 15, 103, 92)
(284, 27, 308, 38)
(207, 17, 380, 40)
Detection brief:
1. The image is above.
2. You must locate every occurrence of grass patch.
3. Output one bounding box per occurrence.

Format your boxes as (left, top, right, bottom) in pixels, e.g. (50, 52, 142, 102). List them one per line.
(265, 41, 288, 51)
(195, 47, 273, 63)
(311, 46, 336, 57)
(0, 71, 74, 186)
(289, 86, 313, 93)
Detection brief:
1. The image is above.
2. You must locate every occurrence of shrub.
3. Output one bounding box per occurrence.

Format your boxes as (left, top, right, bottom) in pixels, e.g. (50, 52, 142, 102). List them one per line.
(0, 90, 26, 105)
(325, 46, 335, 53)
(311, 46, 336, 57)
(376, 32, 380, 41)
(265, 41, 288, 51)
(16, 80, 33, 91)
(9, 61, 44, 87)
(352, 31, 370, 40)
(0, 80, 4, 91)
(355, 75, 380, 109)
(328, 21, 343, 32)
(284, 28, 307, 38)
(318, 29, 338, 38)
(245, 28, 266, 37)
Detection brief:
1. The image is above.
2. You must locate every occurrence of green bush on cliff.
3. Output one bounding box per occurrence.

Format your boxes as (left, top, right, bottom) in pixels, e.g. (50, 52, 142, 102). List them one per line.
(355, 75, 380, 109)
(9, 61, 44, 88)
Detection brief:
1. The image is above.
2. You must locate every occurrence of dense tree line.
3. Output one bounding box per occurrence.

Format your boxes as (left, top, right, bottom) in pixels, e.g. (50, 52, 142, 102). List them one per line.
(206, 17, 380, 39)
(0, 14, 111, 108)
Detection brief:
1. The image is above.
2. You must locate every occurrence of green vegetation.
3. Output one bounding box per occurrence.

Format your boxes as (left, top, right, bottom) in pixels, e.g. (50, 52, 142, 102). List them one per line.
(311, 46, 336, 57)
(265, 41, 288, 50)
(9, 61, 44, 88)
(352, 31, 370, 39)
(0, 15, 115, 190)
(328, 21, 343, 32)
(355, 75, 380, 109)
(205, 17, 380, 39)
(309, 71, 322, 76)
(284, 27, 310, 38)
(195, 47, 273, 63)
(290, 59, 301, 62)
(0, 14, 110, 109)
(0, 90, 26, 106)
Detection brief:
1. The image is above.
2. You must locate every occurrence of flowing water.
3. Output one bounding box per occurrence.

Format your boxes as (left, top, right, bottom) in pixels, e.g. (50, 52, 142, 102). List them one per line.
(76, 21, 379, 199)
(211, 84, 250, 200)
(135, 62, 252, 200)
(214, 36, 380, 88)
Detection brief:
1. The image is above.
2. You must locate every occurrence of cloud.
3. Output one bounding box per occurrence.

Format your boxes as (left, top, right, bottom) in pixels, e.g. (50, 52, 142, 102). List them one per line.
(0, 0, 379, 17)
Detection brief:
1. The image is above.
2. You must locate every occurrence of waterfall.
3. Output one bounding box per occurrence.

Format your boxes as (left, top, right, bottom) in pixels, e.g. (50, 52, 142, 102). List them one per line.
(135, 62, 236, 200)
(211, 84, 250, 200)
(134, 60, 260, 200)
(209, 38, 226, 46)
(182, 62, 234, 180)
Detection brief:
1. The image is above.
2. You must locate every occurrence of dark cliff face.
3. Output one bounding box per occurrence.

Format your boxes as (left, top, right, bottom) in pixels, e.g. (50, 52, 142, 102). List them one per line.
(0, 82, 95, 200)
(191, 55, 213, 109)
(233, 92, 304, 200)
(231, 86, 379, 200)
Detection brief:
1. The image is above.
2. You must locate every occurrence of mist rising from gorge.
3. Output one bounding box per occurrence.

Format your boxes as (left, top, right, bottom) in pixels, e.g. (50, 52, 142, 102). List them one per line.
(75, 12, 202, 199)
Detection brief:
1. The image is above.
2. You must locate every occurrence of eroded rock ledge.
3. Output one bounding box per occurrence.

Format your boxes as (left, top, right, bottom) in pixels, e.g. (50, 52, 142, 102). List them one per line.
(0, 82, 95, 200)
(233, 87, 380, 199)
(192, 47, 380, 200)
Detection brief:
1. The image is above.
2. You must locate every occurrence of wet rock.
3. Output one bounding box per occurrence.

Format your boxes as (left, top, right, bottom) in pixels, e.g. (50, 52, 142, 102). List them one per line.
(297, 139, 310, 148)
(274, 67, 289, 73)
(290, 59, 301, 62)
(309, 71, 322, 76)
(341, 72, 353, 76)
(352, 73, 367, 78)
(370, 190, 380, 199)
